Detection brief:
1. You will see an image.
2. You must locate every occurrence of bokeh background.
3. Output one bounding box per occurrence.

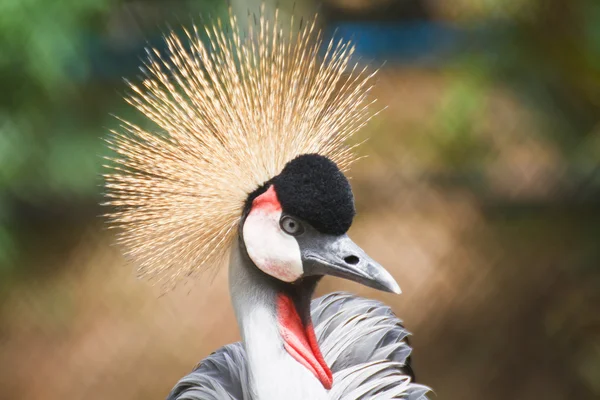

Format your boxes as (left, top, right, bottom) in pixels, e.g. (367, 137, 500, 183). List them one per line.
(1, 0, 599, 399)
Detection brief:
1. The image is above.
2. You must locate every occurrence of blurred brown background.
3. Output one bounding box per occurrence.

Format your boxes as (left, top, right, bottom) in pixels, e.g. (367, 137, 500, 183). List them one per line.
(1, 0, 599, 399)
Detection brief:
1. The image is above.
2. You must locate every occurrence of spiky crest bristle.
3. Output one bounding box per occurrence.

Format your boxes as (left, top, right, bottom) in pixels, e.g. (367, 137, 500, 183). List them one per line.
(104, 8, 377, 288)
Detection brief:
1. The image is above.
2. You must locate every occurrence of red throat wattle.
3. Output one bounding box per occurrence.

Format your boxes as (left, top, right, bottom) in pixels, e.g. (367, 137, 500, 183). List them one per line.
(276, 294, 333, 390)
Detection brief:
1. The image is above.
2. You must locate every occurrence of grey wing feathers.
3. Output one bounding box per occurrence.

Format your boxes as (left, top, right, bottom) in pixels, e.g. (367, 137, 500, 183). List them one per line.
(313, 292, 430, 399)
(330, 361, 430, 400)
(166, 343, 249, 400)
(166, 292, 430, 399)
(312, 292, 414, 376)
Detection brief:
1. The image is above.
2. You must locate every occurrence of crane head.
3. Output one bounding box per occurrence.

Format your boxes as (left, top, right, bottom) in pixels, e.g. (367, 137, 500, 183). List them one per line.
(241, 154, 400, 294)
(104, 11, 379, 290)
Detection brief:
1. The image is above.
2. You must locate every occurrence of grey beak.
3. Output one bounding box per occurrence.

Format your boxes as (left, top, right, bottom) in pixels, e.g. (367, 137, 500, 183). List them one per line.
(301, 234, 401, 294)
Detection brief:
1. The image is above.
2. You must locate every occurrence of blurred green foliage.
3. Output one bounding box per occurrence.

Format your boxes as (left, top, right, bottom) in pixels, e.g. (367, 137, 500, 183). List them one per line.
(0, 0, 228, 273)
(0, 0, 114, 277)
(0, 0, 112, 195)
(0, 0, 110, 96)
(430, 64, 492, 171)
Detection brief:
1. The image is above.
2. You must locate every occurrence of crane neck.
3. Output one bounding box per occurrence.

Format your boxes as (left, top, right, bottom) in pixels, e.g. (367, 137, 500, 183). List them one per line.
(229, 238, 330, 400)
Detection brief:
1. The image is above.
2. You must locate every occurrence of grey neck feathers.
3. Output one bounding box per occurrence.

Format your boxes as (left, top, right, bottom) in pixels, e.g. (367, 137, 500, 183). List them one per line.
(228, 238, 328, 400)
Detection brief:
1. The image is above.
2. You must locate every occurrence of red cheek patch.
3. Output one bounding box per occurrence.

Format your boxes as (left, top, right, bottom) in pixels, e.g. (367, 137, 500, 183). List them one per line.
(252, 185, 281, 213)
(277, 294, 333, 390)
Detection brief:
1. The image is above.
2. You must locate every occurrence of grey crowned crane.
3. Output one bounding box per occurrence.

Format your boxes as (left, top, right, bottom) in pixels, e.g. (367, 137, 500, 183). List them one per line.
(104, 9, 431, 400)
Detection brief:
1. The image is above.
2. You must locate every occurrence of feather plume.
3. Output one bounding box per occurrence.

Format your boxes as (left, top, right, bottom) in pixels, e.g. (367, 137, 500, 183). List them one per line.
(103, 9, 376, 287)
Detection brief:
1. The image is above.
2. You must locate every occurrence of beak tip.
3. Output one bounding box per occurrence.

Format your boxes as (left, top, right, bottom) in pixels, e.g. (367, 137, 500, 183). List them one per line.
(378, 268, 401, 294)
(390, 282, 402, 295)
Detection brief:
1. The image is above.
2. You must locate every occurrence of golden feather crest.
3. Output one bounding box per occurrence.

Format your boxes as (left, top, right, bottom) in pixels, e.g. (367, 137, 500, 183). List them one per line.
(104, 10, 377, 287)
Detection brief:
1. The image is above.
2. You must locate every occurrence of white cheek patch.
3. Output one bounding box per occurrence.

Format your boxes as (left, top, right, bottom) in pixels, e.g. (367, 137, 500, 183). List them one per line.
(243, 207, 303, 282)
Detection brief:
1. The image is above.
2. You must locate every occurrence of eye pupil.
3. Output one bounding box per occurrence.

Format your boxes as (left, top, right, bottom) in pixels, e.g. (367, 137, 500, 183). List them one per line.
(280, 216, 303, 236)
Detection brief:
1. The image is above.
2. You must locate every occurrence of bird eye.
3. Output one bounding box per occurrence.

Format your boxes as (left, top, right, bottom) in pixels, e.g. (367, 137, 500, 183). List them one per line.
(280, 216, 304, 236)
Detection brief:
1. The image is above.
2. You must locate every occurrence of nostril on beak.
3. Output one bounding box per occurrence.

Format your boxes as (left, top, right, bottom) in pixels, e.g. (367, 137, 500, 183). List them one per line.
(344, 255, 360, 265)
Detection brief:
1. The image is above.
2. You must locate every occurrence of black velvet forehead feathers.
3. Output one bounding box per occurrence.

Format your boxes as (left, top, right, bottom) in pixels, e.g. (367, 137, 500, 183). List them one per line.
(245, 154, 355, 235)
